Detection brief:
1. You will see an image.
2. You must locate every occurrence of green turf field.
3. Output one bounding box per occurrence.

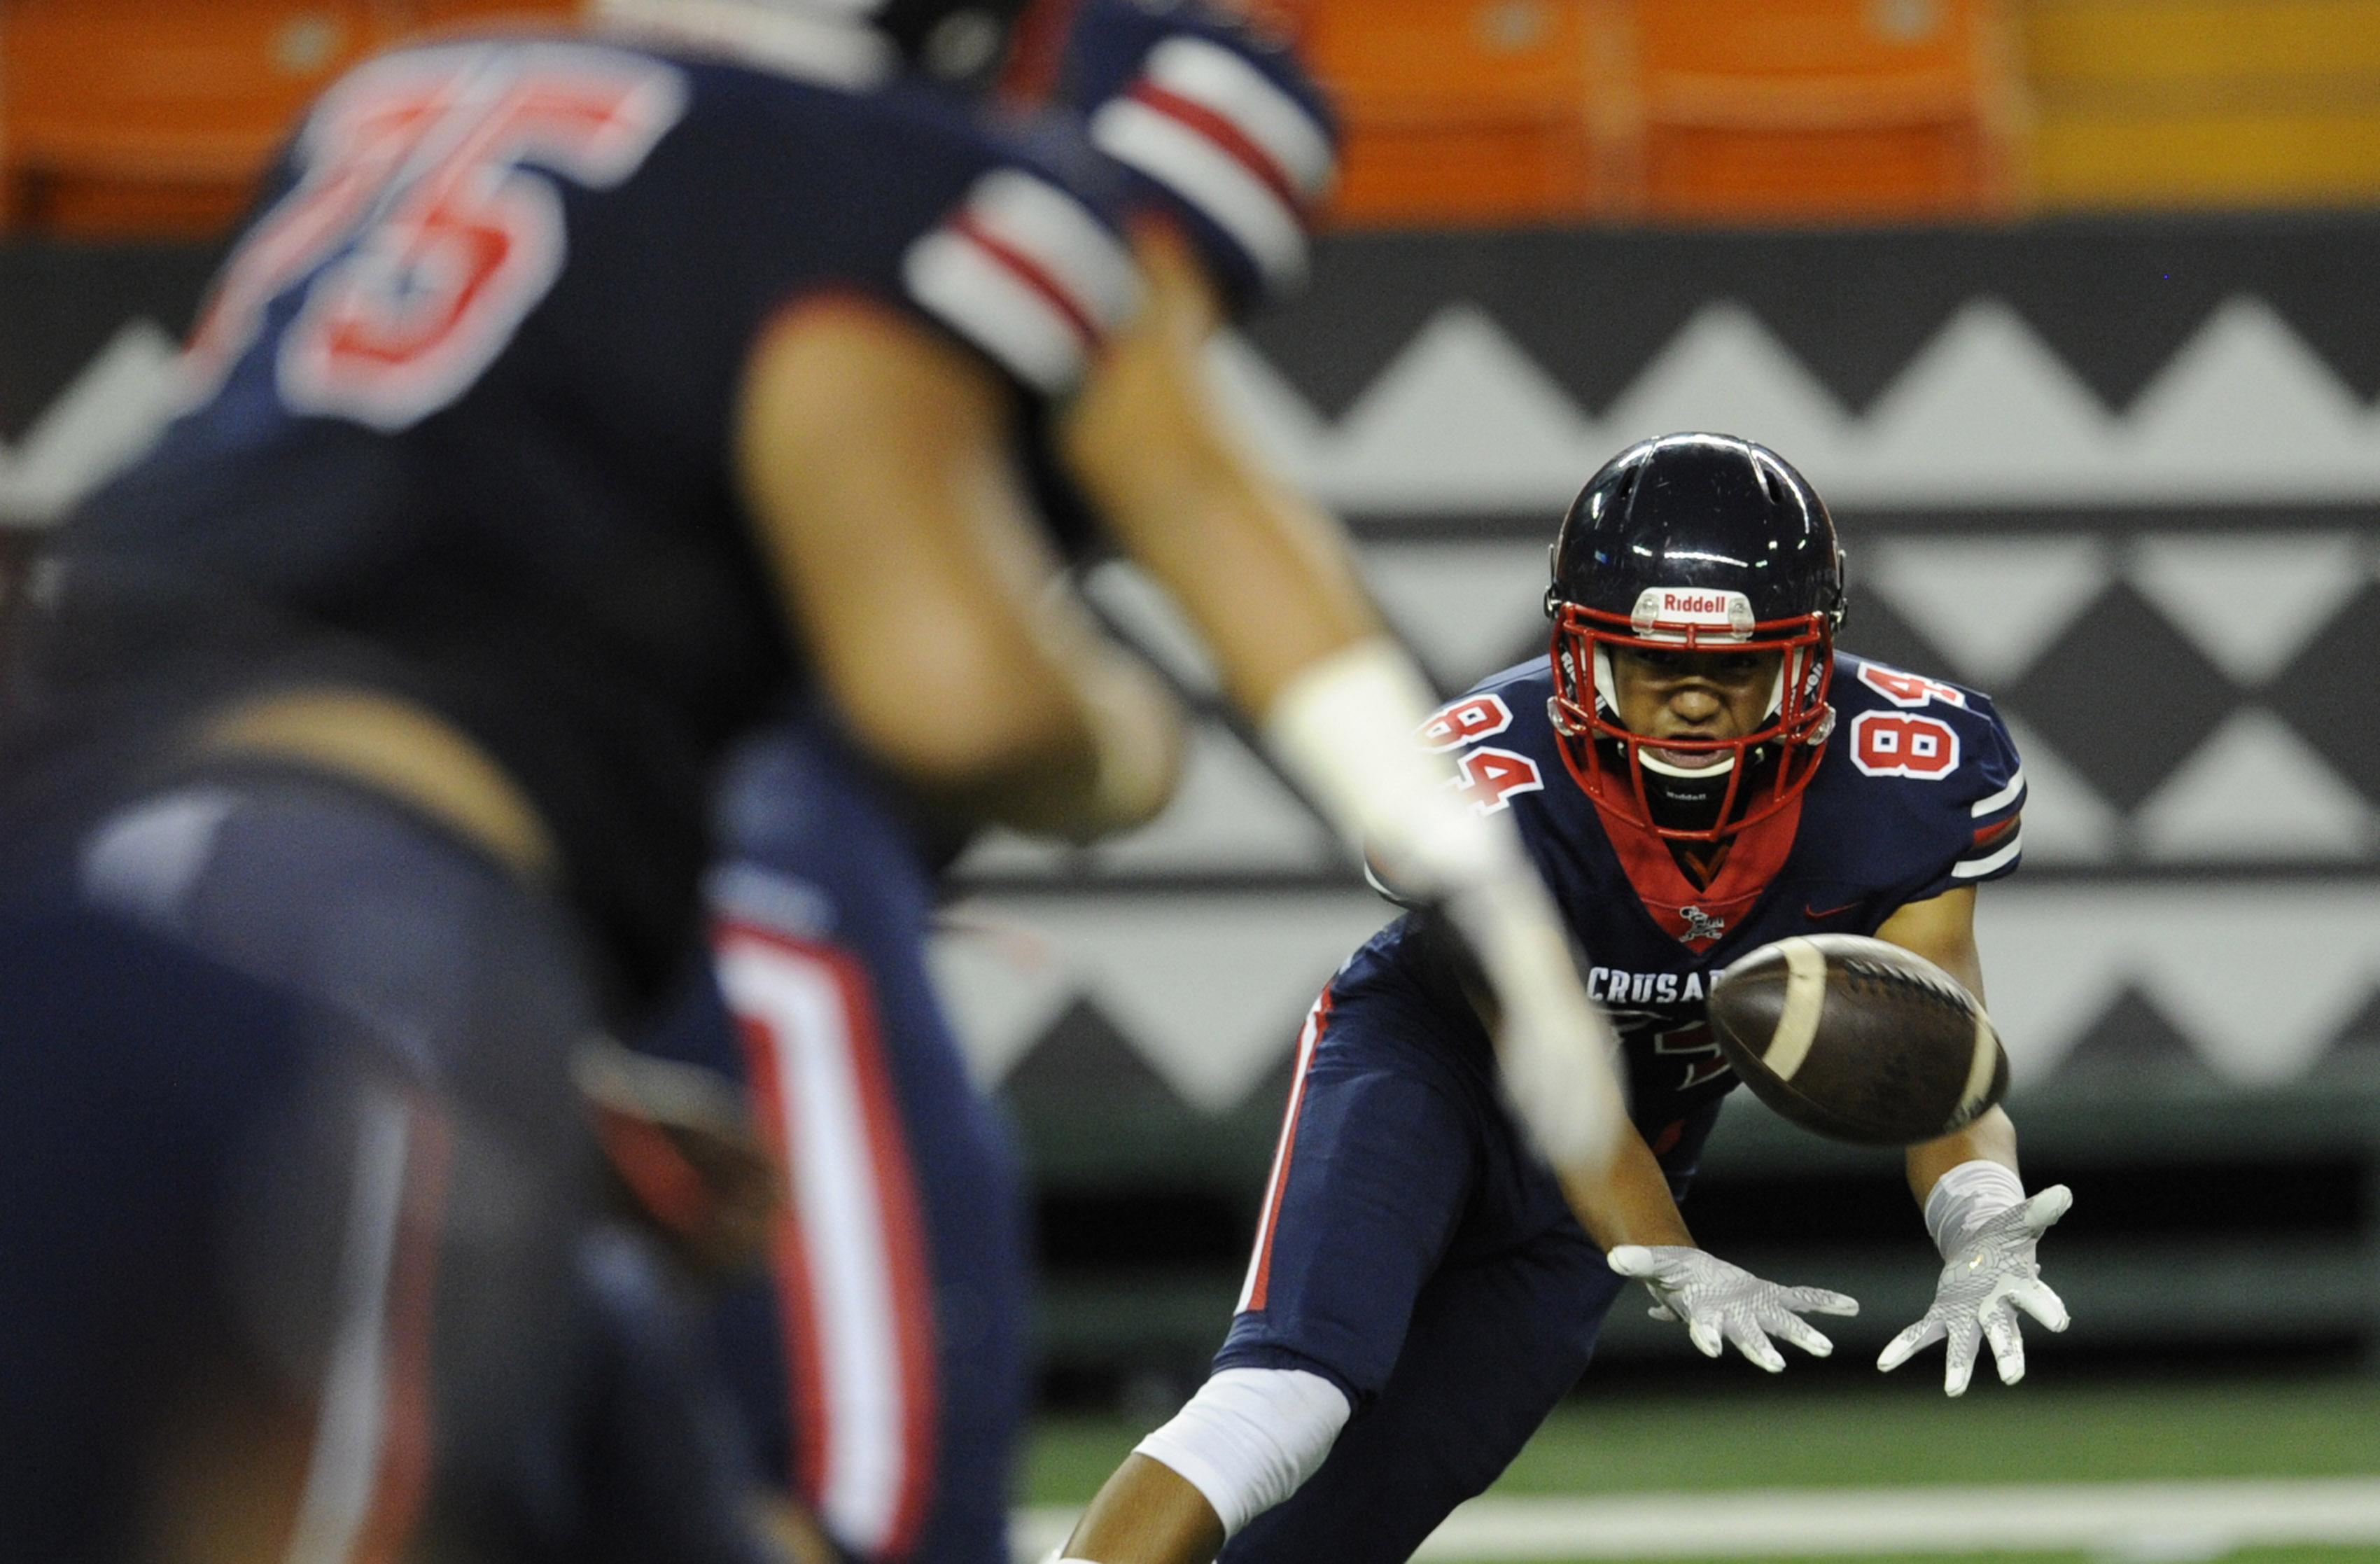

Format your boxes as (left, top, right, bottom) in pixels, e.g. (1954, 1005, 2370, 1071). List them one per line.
(1021, 1375, 2380, 1562)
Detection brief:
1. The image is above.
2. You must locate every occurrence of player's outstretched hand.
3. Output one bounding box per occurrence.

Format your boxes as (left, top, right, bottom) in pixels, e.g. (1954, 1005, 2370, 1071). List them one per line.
(1607, 1245, 1858, 1374)
(1878, 1185, 2073, 1397)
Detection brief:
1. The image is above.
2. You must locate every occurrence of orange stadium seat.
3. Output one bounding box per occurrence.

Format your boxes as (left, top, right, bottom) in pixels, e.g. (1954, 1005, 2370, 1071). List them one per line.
(1303, 0, 1610, 225)
(0, 0, 576, 239)
(1618, 0, 2024, 220)
(1297, 0, 2021, 228)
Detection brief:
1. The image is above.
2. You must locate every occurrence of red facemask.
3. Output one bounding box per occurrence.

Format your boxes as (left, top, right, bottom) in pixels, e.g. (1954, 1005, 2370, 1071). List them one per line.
(1547, 599, 1836, 843)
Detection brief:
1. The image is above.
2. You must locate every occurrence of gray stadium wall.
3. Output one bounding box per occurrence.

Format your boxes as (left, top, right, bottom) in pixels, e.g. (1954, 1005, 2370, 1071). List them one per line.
(7, 216, 2380, 1376)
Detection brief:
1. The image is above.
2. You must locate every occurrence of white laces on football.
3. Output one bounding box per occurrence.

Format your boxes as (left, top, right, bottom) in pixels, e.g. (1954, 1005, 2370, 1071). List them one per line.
(1878, 1185, 2073, 1396)
(1607, 1245, 1859, 1373)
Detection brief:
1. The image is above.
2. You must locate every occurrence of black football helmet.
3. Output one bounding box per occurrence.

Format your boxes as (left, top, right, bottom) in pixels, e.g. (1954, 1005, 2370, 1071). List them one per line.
(1545, 433, 1847, 842)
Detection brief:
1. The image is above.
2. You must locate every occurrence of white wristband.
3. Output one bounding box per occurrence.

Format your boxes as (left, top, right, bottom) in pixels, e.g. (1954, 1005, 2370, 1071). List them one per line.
(1259, 637, 1518, 891)
(1924, 1159, 2027, 1256)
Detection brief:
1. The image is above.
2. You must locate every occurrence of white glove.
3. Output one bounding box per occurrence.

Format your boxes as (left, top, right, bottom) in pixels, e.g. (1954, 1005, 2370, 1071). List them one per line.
(1879, 1179, 2072, 1396)
(1608, 1245, 1858, 1373)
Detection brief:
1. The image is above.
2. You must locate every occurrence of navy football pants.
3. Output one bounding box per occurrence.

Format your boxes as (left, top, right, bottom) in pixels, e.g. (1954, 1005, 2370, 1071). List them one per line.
(1214, 977, 1718, 1564)
(640, 722, 1030, 1564)
(0, 774, 602, 1561)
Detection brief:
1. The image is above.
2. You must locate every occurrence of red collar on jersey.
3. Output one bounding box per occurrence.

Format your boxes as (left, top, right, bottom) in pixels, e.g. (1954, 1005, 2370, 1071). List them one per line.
(1585, 783, 1806, 952)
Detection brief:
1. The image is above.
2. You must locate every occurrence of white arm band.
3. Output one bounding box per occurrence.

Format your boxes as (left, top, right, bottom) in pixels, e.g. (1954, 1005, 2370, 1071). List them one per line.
(1924, 1159, 2027, 1256)
(1131, 1367, 1351, 1538)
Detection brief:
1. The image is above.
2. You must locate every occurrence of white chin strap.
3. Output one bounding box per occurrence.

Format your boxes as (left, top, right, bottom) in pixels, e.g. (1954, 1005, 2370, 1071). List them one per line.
(1639, 746, 1735, 780)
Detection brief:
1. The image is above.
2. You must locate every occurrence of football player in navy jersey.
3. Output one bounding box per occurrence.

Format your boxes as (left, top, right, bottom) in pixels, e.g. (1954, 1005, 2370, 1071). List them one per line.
(1054, 433, 2076, 1564)
(0, 0, 1633, 1555)
(624, 4, 1639, 1560)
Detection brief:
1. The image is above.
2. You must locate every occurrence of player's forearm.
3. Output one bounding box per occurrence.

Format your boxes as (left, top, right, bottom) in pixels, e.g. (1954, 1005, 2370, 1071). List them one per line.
(1558, 1124, 1695, 1255)
(1058, 228, 1382, 719)
(1906, 1105, 2018, 1207)
(1060, 1453, 1228, 1564)
(978, 622, 1188, 842)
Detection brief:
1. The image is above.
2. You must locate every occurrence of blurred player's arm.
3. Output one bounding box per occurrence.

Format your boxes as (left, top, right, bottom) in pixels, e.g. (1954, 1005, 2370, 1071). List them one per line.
(738, 299, 1184, 842)
(1059, 229, 1630, 1182)
(1873, 885, 2073, 1395)
(1057, 228, 1371, 723)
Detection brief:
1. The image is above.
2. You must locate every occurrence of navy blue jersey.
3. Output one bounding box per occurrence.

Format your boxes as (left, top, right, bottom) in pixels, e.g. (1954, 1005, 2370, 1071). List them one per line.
(1348, 650, 2024, 1147)
(16, 32, 1138, 1005)
(1203, 648, 2023, 1562)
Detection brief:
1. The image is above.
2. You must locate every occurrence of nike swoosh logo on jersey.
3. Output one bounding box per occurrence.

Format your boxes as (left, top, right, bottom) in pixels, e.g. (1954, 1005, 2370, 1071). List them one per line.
(1805, 900, 1860, 920)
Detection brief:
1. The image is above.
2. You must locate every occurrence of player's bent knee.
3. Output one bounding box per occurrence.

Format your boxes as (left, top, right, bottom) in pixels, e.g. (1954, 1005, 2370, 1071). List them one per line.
(1132, 1368, 1351, 1537)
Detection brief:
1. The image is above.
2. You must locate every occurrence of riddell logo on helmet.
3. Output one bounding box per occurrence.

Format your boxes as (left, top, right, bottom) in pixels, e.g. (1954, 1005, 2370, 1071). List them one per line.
(1630, 587, 1756, 640)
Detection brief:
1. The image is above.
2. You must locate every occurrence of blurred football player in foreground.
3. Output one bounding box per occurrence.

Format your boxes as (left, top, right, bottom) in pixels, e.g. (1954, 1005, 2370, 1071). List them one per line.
(622, 3, 1549, 1559)
(1055, 435, 2076, 1564)
(0, 0, 1628, 1556)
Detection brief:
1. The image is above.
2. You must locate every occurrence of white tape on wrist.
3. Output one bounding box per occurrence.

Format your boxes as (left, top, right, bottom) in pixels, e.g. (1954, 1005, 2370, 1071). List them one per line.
(1259, 638, 1515, 890)
(1133, 1367, 1350, 1537)
(1924, 1159, 2027, 1256)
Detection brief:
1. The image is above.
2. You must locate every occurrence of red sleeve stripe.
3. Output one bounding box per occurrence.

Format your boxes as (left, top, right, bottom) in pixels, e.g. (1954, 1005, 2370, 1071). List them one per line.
(1128, 79, 1303, 216)
(951, 211, 1103, 349)
(1972, 814, 2022, 849)
(1091, 95, 1307, 289)
(1141, 36, 1334, 202)
(902, 168, 1138, 393)
(1952, 828, 2024, 880)
(1090, 38, 1334, 292)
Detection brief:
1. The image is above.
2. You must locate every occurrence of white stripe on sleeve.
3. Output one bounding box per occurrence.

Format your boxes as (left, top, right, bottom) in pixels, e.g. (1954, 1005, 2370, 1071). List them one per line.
(1952, 829, 2024, 880)
(1142, 36, 1336, 199)
(962, 169, 1140, 330)
(1236, 995, 1327, 1315)
(900, 169, 1140, 395)
(1091, 97, 1308, 290)
(903, 227, 1086, 393)
(1970, 766, 2026, 818)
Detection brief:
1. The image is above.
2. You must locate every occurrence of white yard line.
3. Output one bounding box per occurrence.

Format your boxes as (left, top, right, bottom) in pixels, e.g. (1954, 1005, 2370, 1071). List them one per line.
(1013, 1479, 2380, 1560)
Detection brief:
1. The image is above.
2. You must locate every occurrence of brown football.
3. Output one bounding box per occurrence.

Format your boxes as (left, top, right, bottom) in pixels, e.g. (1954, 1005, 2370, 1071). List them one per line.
(1705, 935, 2009, 1147)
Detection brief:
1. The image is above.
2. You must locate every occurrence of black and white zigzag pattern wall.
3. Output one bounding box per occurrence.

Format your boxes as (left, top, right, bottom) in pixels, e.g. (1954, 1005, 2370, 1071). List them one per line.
(931, 221, 2380, 1118)
(6, 221, 2378, 1117)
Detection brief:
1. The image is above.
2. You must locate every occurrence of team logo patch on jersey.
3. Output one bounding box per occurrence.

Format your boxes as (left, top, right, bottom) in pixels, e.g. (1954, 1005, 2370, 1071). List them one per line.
(1679, 905, 1727, 942)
